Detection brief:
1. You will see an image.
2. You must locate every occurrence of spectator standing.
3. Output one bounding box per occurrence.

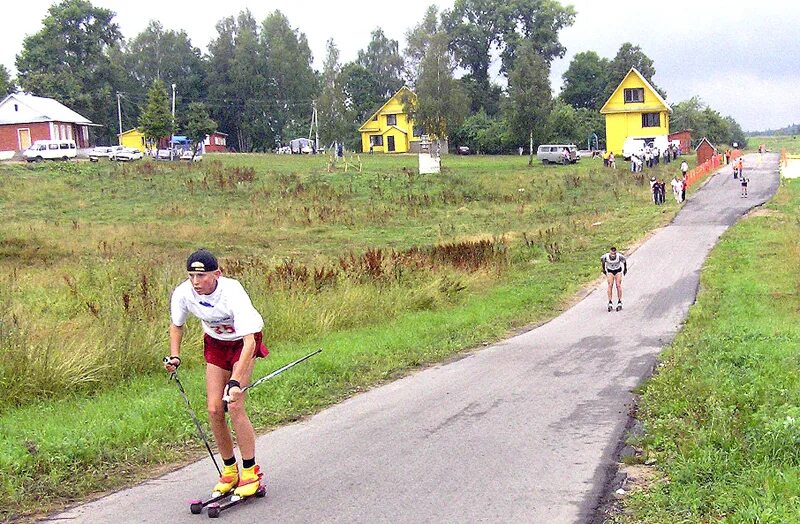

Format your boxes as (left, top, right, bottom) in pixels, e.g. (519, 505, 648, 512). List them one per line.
(650, 176, 658, 204)
(680, 159, 689, 180)
(657, 179, 666, 204)
(671, 176, 683, 203)
(681, 175, 687, 202)
(608, 152, 616, 169)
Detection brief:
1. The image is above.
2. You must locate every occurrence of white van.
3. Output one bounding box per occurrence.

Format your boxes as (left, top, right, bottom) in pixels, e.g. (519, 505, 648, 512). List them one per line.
(536, 144, 579, 164)
(622, 138, 645, 160)
(623, 135, 670, 160)
(23, 140, 77, 162)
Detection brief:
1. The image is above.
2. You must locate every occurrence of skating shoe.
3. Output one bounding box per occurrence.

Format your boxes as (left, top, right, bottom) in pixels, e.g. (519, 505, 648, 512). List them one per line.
(616, 302, 623, 312)
(233, 465, 263, 498)
(212, 463, 239, 496)
(608, 302, 613, 312)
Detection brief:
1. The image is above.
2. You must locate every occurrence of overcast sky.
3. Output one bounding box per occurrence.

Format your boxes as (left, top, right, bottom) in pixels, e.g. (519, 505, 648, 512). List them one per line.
(2, 0, 798, 131)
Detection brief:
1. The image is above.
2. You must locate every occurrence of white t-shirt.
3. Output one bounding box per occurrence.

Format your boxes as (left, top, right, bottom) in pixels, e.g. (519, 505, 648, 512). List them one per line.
(601, 252, 626, 271)
(170, 276, 264, 341)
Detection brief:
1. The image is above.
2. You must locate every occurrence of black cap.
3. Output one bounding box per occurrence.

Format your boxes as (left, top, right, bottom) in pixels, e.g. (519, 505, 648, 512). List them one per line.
(187, 249, 219, 273)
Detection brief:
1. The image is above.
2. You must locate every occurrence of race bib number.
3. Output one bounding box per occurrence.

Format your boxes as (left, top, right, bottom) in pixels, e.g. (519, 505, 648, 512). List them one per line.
(212, 324, 236, 335)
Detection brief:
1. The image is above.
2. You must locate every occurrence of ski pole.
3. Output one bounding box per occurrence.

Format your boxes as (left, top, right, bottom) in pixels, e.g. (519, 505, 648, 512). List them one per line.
(223, 348, 322, 412)
(165, 359, 221, 476)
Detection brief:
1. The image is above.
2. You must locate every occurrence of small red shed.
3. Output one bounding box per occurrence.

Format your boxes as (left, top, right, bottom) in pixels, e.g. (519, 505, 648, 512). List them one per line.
(668, 129, 691, 154)
(695, 137, 717, 165)
(203, 132, 228, 153)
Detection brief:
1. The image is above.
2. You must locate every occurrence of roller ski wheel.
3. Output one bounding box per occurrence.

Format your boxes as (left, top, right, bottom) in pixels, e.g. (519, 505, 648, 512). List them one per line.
(205, 483, 266, 518)
(188, 490, 233, 515)
(616, 303, 623, 312)
(607, 303, 613, 312)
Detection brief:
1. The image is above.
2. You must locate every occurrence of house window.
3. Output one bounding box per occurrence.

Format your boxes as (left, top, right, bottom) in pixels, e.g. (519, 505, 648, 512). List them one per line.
(642, 112, 660, 128)
(386, 114, 397, 126)
(14, 104, 18, 112)
(624, 88, 644, 103)
(370, 135, 383, 146)
(413, 126, 424, 138)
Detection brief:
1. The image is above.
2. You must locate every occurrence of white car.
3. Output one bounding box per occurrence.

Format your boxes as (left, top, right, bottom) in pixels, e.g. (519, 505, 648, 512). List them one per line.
(180, 150, 202, 161)
(88, 145, 124, 162)
(111, 148, 143, 161)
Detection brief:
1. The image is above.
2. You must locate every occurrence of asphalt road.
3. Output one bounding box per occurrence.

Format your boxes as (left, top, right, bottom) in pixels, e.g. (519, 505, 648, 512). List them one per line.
(49, 154, 780, 523)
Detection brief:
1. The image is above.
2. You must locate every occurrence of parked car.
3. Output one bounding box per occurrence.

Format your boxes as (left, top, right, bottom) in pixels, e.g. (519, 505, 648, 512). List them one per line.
(157, 149, 172, 160)
(456, 146, 471, 155)
(275, 145, 292, 154)
(289, 138, 314, 154)
(111, 148, 143, 161)
(180, 150, 202, 161)
(23, 140, 77, 162)
(536, 144, 579, 164)
(88, 145, 124, 162)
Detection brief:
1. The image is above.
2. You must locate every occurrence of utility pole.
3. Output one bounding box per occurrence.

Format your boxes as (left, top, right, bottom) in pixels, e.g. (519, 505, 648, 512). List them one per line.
(116, 92, 123, 146)
(171, 83, 176, 160)
(308, 101, 319, 153)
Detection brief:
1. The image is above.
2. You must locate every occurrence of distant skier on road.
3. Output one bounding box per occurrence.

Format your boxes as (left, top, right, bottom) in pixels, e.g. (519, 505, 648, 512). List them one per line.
(601, 247, 627, 312)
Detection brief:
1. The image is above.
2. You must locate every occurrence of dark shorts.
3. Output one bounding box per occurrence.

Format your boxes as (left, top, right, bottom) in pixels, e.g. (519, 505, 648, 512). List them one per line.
(741, 181, 748, 186)
(607, 268, 623, 276)
(204, 332, 269, 371)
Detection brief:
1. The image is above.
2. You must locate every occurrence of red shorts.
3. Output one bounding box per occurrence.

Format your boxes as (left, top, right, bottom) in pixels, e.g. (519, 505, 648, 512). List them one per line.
(203, 332, 269, 371)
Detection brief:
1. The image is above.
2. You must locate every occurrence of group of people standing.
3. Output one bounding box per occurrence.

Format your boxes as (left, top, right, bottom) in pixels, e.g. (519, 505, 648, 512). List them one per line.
(649, 159, 690, 205)
(629, 144, 681, 172)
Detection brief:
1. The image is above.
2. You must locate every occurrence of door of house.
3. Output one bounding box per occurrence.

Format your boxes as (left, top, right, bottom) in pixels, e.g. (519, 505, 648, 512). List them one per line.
(387, 136, 395, 152)
(17, 128, 31, 150)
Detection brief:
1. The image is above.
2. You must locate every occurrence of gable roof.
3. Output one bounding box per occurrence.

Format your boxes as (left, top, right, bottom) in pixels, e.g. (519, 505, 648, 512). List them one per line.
(0, 93, 95, 126)
(694, 137, 717, 152)
(358, 86, 416, 132)
(600, 68, 670, 114)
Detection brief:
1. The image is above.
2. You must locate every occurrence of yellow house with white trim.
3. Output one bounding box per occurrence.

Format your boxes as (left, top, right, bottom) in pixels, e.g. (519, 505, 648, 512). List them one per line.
(359, 87, 422, 154)
(600, 68, 670, 155)
(118, 128, 146, 152)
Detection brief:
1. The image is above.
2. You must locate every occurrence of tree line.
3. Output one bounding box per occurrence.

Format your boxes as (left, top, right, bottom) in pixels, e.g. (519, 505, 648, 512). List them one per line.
(6, 0, 746, 155)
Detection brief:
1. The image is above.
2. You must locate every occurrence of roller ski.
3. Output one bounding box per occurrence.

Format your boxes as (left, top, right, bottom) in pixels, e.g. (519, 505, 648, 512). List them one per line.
(607, 301, 613, 312)
(616, 301, 623, 312)
(189, 463, 240, 514)
(204, 465, 266, 518)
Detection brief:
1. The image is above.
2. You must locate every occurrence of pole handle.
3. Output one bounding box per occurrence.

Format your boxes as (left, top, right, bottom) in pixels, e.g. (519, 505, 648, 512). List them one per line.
(223, 348, 322, 412)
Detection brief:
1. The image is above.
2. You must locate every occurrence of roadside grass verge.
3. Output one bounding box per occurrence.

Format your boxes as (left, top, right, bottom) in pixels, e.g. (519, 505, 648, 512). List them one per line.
(620, 178, 800, 522)
(0, 153, 694, 520)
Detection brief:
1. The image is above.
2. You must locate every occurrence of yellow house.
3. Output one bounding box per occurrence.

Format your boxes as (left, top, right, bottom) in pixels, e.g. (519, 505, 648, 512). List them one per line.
(118, 128, 146, 152)
(359, 87, 422, 154)
(600, 68, 670, 155)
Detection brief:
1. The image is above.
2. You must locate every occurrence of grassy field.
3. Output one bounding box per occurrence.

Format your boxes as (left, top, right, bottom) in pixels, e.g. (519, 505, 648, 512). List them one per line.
(619, 178, 800, 522)
(0, 152, 693, 520)
(746, 135, 800, 154)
